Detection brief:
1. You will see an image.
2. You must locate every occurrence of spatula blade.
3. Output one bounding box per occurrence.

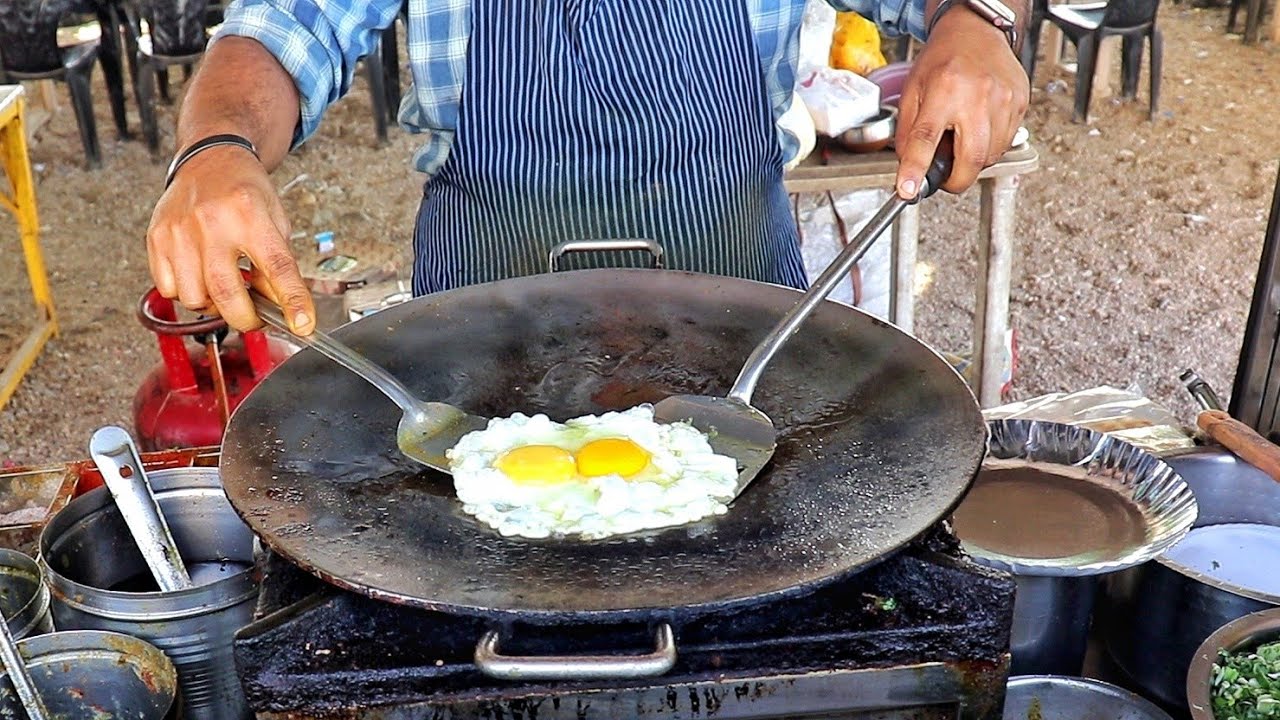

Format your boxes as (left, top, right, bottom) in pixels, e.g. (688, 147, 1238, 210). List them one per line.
(397, 403, 490, 474)
(653, 394, 777, 500)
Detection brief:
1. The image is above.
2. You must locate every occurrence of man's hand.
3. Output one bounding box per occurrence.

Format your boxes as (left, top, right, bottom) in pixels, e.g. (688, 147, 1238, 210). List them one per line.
(146, 147, 316, 334)
(893, 8, 1029, 199)
(145, 36, 312, 334)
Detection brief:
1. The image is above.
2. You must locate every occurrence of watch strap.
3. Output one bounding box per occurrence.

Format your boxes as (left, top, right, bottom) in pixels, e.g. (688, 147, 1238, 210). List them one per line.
(165, 134, 260, 189)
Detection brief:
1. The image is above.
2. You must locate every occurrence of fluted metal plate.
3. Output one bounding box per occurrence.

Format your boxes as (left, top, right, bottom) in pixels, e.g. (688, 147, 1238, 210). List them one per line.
(953, 419, 1198, 577)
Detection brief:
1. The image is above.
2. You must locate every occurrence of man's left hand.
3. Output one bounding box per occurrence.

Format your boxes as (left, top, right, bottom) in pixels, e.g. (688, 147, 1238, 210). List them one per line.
(893, 8, 1029, 199)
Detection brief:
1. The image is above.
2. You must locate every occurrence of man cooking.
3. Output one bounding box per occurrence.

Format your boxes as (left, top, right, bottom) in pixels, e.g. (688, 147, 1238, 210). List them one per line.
(146, 0, 1029, 336)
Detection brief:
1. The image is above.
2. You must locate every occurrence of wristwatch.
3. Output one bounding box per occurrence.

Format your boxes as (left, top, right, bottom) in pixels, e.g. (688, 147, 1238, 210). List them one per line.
(927, 0, 1020, 53)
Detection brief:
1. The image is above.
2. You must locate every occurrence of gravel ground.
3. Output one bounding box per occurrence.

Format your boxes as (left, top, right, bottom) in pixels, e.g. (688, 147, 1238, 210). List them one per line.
(0, 4, 1276, 465)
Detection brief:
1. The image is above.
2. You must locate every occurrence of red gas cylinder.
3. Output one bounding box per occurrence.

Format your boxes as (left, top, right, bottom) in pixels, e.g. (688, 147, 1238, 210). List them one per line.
(133, 288, 292, 451)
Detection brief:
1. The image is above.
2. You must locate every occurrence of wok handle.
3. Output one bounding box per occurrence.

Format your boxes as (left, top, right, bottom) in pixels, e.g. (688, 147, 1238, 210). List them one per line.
(249, 289, 422, 414)
(548, 239, 664, 271)
(1197, 410, 1280, 483)
(474, 623, 677, 681)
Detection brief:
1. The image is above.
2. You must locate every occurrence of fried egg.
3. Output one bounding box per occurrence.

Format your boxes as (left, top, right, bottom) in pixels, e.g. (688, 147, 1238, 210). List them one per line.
(446, 405, 739, 539)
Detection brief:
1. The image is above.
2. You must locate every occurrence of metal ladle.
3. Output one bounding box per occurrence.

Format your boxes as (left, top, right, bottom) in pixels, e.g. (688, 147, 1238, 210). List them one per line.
(90, 427, 240, 589)
(86, 425, 257, 592)
(0, 602, 49, 720)
(250, 292, 488, 473)
(90, 427, 192, 592)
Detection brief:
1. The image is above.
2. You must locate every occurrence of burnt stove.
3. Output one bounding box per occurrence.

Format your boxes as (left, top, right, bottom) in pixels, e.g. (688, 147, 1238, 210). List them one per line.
(234, 525, 1015, 720)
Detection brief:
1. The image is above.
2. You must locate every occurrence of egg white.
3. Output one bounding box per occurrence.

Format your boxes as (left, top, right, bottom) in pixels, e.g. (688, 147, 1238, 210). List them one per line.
(446, 405, 739, 539)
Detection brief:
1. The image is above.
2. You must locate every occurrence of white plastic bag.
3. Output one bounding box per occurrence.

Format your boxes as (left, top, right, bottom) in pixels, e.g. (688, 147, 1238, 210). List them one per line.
(795, 189, 894, 315)
(794, 67, 881, 137)
(798, 0, 838, 75)
(779, 92, 817, 170)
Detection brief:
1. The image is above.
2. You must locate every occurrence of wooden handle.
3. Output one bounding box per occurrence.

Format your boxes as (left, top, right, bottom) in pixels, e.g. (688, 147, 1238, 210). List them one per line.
(1197, 410, 1280, 483)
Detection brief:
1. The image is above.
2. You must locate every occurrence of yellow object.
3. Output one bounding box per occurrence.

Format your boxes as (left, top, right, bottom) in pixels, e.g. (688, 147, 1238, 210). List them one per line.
(576, 438, 651, 479)
(830, 12, 888, 76)
(494, 445, 578, 485)
(0, 86, 58, 412)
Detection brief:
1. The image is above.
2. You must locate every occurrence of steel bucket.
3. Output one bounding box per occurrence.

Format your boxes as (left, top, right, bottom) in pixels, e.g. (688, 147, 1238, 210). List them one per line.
(1004, 575, 1099, 676)
(0, 630, 177, 718)
(38, 467, 258, 720)
(0, 549, 52, 640)
(1100, 447, 1280, 711)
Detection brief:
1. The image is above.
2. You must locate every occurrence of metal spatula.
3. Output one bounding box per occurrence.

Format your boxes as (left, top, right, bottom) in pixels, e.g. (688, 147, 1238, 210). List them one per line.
(654, 152, 955, 500)
(0, 601, 49, 720)
(251, 292, 488, 473)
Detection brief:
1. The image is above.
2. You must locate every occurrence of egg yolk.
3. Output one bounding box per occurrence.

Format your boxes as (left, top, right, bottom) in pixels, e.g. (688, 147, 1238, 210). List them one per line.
(494, 445, 577, 485)
(576, 438, 651, 478)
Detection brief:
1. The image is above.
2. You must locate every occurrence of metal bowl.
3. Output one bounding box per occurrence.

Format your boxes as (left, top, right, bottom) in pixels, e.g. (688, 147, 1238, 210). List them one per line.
(0, 630, 177, 718)
(1187, 607, 1280, 719)
(1005, 676, 1172, 720)
(836, 105, 897, 153)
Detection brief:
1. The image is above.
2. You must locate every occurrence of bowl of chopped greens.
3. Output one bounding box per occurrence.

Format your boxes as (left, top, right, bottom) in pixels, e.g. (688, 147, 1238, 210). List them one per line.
(1188, 607, 1280, 719)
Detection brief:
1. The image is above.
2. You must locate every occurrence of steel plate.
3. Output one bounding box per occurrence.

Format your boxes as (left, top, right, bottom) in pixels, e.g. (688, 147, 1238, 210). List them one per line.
(1005, 675, 1172, 720)
(220, 269, 987, 621)
(953, 419, 1198, 577)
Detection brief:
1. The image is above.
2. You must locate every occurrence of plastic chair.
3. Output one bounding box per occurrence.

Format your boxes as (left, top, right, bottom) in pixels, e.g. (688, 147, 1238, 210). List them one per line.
(123, 0, 211, 156)
(66, 0, 132, 134)
(361, 19, 404, 143)
(1026, 0, 1163, 123)
(1227, 0, 1269, 37)
(0, 0, 129, 168)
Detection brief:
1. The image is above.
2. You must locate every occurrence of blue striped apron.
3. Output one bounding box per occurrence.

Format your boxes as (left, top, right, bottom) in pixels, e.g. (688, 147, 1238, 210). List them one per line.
(412, 0, 808, 296)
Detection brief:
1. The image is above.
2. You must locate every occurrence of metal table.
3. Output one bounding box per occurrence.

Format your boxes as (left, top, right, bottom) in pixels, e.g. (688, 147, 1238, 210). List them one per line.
(785, 142, 1040, 407)
(0, 85, 58, 411)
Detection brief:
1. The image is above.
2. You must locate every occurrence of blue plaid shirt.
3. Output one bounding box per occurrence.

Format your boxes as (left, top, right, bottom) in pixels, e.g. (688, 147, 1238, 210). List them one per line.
(217, 0, 927, 176)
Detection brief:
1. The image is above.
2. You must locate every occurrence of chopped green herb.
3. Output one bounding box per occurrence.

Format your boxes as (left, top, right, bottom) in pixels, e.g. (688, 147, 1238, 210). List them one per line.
(862, 593, 897, 612)
(1212, 640, 1280, 719)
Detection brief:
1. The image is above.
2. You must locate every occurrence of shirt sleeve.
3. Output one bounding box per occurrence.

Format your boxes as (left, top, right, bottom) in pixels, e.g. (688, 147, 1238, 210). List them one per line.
(826, 0, 928, 41)
(213, 0, 403, 145)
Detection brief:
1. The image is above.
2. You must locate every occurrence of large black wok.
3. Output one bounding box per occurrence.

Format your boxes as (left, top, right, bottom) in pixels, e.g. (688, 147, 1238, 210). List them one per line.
(221, 269, 986, 623)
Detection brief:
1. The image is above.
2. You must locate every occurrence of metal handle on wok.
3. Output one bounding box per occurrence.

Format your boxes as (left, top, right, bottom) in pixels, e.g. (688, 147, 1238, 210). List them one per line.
(549, 239, 665, 271)
(474, 623, 677, 680)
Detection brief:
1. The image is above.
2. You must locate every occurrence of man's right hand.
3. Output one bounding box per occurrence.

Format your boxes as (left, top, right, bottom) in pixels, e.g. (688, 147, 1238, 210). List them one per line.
(146, 146, 316, 335)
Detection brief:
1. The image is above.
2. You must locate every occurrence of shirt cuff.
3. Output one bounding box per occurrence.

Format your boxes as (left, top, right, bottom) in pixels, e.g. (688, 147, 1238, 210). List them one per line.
(827, 0, 929, 42)
(214, 5, 334, 146)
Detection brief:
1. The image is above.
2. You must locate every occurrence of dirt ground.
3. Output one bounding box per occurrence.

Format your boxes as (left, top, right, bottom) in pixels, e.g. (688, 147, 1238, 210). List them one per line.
(0, 4, 1277, 465)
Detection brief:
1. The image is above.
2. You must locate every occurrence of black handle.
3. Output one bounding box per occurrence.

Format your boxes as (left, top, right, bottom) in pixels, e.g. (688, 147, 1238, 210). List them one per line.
(912, 134, 956, 203)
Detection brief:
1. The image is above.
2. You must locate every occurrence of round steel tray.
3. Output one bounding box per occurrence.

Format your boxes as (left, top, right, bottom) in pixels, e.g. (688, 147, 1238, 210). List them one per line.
(1005, 675, 1171, 720)
(953, 419, 1198, 577)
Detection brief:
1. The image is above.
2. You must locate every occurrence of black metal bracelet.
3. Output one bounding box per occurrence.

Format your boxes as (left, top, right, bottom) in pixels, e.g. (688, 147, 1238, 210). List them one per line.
(164, 134, 260, 189)
(926, 0, 961, 37)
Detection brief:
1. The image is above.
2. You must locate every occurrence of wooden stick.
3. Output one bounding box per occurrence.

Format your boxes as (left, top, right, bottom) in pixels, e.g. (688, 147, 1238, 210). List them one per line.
(1197, 410, 1280, 483)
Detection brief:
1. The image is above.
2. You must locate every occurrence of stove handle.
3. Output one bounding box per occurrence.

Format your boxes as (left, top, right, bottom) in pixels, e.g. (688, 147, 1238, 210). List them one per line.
(474, 623, 676, 681)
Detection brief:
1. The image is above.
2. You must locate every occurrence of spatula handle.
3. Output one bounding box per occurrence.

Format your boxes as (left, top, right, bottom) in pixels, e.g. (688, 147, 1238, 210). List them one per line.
(1197, 410, 1280, 483)
(728, 146, 954, 404)
(250, 289, 422, 415)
